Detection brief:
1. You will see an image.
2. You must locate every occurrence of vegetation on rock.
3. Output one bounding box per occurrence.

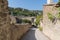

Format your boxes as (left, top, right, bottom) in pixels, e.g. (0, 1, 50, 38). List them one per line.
(47, 12, 54, 21)
(35, 13, 43, 26)
(38, 26, 43, 31)
(57, 12, 60, 19)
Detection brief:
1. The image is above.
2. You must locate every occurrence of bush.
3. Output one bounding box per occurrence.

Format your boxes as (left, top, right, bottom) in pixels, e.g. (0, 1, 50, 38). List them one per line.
(38, 26, 43, 31)
(16, 18, 31, 24)
(47, 12, 54, 21)
(35, 15, 40, 26)
(22, 19, 31, 24)
(57, 12, 60, 19)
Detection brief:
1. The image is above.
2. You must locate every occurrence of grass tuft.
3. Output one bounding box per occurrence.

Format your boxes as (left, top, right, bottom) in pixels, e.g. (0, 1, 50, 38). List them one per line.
(38, 26, 43, 31)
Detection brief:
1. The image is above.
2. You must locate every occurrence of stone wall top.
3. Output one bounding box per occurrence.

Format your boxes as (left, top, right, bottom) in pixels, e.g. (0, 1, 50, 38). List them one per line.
(43, 4, 56, 6)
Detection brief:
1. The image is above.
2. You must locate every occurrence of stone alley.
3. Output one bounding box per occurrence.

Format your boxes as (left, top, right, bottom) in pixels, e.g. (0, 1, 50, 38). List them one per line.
(21, 28, 50, 40)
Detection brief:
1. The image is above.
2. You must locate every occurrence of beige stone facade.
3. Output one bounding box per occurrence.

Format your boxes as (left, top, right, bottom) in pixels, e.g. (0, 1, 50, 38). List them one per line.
(43, 4, 60, 40)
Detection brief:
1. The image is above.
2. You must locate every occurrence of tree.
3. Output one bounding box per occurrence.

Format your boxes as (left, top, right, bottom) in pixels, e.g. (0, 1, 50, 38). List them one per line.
(9, 7, 43, 17)
(59, 0, 60, 2)
(35, 15, 40, 26)
(57, 0, 60, 4)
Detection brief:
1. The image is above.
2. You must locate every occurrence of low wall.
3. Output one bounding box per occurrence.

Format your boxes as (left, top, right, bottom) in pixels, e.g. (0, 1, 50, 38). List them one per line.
(10, 24, 31, 40)
(0, 20, 31, 40)
(9, 15, 32, 40)
(43, 20, 60, 40)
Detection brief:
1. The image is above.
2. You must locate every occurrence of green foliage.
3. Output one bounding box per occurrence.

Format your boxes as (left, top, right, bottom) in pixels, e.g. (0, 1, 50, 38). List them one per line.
(35, 15, 41, 26)
(22, 19, 31, 24)
(57, 7, 60, 11)
(56, 6, 60, 19)
(35, 13, 43, 26)
(57, 0, 60, 4)
(16, 18, 31, 24)
(59, 0, 60, 2)
(59, 0, 60, 1)
(58, 7, 60, 10)
(9, 7, 42, 16)
(47, 12, 54, 21)
(57, 12, 60, 19)
(38, 26, 43, 31)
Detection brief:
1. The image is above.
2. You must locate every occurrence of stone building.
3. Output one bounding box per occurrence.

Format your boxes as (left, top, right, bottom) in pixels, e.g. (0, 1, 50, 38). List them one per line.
(43, 0, 60, 40)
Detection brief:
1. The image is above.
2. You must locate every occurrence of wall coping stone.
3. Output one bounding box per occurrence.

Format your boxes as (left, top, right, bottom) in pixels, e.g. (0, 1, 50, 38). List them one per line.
(43, 3, 56, 6)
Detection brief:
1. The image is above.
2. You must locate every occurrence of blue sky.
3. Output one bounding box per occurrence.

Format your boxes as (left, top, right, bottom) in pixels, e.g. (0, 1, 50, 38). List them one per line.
(8, 0, 58, 10)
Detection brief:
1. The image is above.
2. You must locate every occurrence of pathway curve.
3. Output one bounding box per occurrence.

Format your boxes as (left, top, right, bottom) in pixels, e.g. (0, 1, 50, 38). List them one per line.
(21, 28, 50, 40)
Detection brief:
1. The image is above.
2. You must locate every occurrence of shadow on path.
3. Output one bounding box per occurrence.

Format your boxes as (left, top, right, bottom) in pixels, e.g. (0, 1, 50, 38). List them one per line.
(21, 29, 37, 40)
(21, 28, 50, 40)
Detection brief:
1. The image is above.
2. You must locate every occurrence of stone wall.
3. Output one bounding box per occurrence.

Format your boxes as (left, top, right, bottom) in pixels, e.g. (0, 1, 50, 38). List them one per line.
(0, 0, 11, 40)
(10, 15, 16, 24)
(0, 0, 32, 40)
(10, 24, 31, 40)
(43, 4, 60, 40)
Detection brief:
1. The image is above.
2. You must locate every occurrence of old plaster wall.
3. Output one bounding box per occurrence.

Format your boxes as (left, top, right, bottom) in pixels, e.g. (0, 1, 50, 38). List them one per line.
(43, 4, 60, 40)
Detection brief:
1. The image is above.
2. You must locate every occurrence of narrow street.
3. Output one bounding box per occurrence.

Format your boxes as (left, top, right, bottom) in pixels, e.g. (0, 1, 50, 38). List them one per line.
(21, 28, 50, 40)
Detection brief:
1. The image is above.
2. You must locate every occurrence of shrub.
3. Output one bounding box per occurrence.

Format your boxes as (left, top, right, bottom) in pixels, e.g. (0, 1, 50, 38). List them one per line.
(47, 12, 54, 21)
(16, 18, 31, 24)
(57, 7, 60, 11)
(57, 12, 60, 19)
(38, 26, 43, 31)
(22, 19, 31, 24)
(35, 15, 40, 26)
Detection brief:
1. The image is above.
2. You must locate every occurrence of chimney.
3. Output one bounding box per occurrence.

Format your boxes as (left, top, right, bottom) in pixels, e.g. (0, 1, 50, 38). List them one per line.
(47, 0, 53, 4)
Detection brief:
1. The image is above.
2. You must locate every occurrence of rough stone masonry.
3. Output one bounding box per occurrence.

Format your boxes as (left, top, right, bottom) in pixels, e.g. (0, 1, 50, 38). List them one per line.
(0, 0, 32, 40)
(0, 0, 11, 40)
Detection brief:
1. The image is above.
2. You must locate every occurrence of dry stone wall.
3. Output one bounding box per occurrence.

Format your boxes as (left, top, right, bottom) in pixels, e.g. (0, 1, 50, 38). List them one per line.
(10, 24, 31, 40)
(0, 0, 11, 40)
(0, 0, 32, 40)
